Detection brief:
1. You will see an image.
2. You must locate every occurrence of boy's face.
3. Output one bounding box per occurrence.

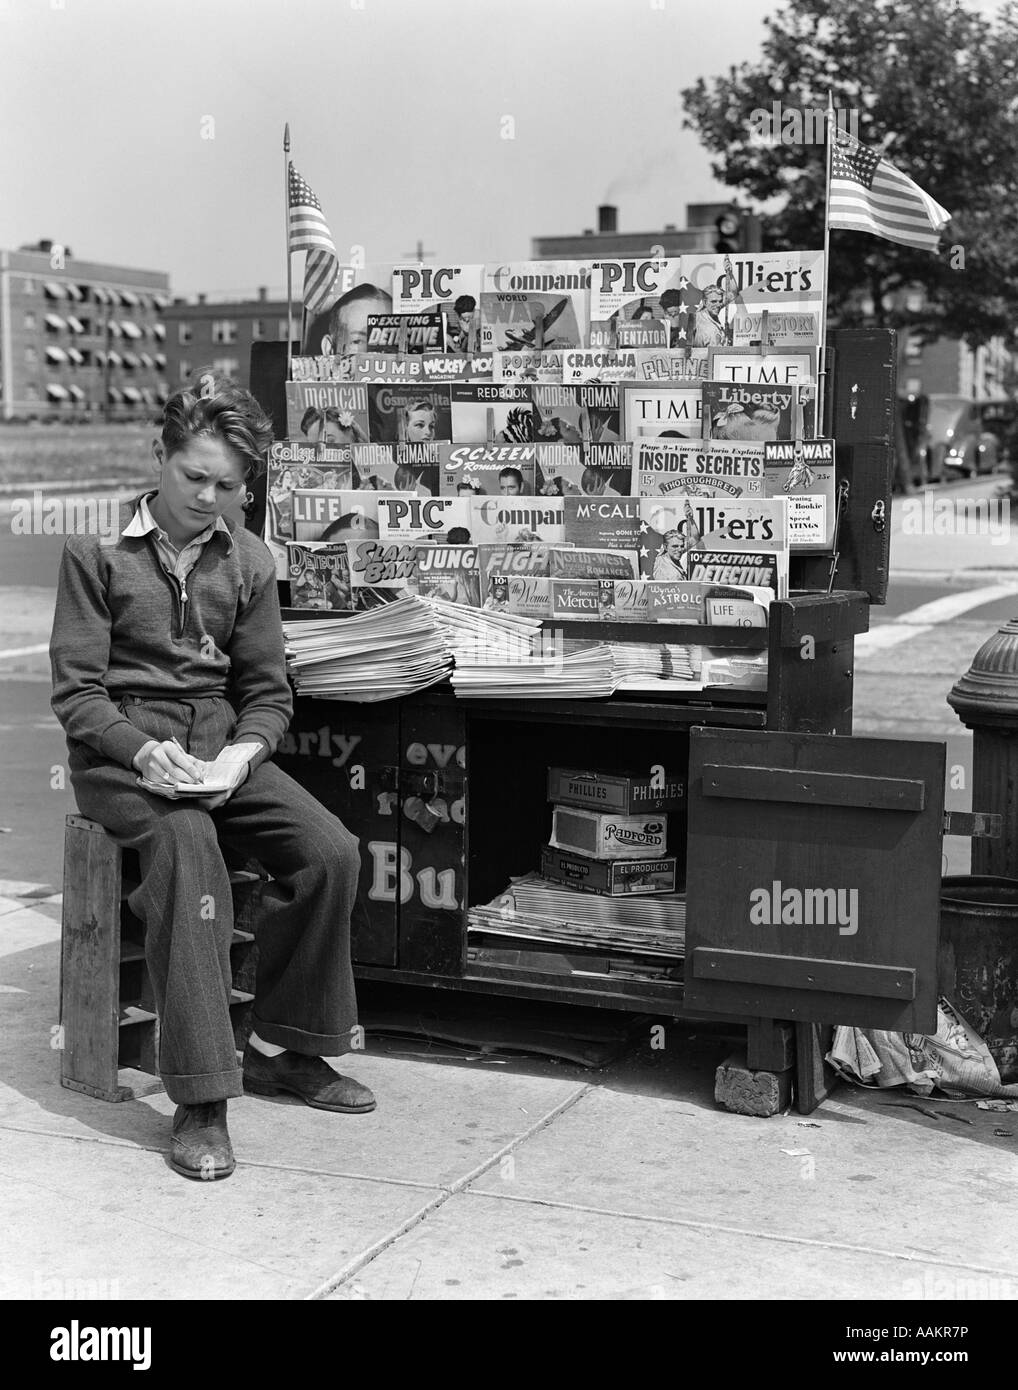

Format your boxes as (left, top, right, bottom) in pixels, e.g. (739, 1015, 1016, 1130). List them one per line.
(152, 434, 246, 540)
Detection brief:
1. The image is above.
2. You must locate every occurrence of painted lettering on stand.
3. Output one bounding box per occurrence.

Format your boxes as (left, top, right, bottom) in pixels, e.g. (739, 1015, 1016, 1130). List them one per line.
(368, 841, 460, 909)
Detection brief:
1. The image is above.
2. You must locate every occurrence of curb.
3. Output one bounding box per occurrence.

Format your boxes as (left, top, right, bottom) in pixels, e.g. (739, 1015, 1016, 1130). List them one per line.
(889, 569, 1018, 585)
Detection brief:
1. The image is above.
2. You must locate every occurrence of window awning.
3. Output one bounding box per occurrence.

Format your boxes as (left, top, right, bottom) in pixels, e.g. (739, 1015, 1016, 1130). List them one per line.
(44, 282, 66, 300)
(45, 345, 68, 363)
(154, 293, 172, 310)
(120, 321, 143, 339)
(44, 312, 66, 331)
(107, 320, 123, 337)
(121, 352, 141, 368)
(68, 384, 86, 401)
(152, 323, 166, 340)
(118, 289, 140, 307)
(107, 387, 124, 402)
(65, 314, 85, 333)
(156, 386, 170, 403)
(106, 289, 122, 306)
(66, 346, 85, 364)
(46, 383, 70, 400)
(64, 283, 84, 301)
(92, 287, 110, 304)
(154, 352, 166, 368)
(106, 349, 123, 366)
(121, 386, 143, 403)
(94, 350, 106, 367)
(139, 351, 154, 368)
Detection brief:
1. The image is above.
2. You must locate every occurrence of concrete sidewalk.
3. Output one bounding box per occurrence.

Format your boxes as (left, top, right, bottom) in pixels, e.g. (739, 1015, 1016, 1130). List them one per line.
(2, 888, 1016, 1302)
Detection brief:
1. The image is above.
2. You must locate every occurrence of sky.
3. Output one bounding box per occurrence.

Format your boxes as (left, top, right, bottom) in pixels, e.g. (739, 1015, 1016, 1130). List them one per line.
(0, 0, 1005, 299)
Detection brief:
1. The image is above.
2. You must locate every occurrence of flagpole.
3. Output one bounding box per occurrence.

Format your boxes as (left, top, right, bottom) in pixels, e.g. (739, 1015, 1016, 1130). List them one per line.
(284, 123, 293, 381)
(818, 91, 835, 434)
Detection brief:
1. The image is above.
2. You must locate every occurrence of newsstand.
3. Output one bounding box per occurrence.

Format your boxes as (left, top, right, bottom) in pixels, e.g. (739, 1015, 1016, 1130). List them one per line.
(247, 327, 968, 1116)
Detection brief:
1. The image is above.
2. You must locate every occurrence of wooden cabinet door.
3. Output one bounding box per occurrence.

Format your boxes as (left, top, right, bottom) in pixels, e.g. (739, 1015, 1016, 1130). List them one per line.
(273, 695, 399, 967)
(684, 727, 944, 1030)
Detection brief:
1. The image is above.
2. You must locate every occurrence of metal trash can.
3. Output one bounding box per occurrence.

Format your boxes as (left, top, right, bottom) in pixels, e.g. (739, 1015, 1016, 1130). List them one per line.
(938, 876, 1018, 1084)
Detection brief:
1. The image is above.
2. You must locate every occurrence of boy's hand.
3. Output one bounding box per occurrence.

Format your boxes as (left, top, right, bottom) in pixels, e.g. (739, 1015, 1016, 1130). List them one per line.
(134, 740, 205, 791)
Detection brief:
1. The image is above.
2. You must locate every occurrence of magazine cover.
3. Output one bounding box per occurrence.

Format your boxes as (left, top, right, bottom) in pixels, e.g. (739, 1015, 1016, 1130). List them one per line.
(493, 351, 565, 384)
(634, 349, 710, 383)
(301, 262, 396, 356)
(579, 384, 621, 442)
(620, 383, 705, 441)
(285, 382, 371, 445)
(479, 261, 590, 352)
(648, 580, 770, 625)
(477, 540, 551, 581)
(390, 264, 485, 353)
(264, 441, 358, 578)
(632, 439, 766, 498)
(367, 384, 453, 444)
(731, 309, 822, 348)
(588, 257, 686, 348)
(562, 495, 642, 551)
(670, 250, 825, 350)
(616, 319, 668, 349)
(438, 442, 538, 496)
(285, 541, 355, 611)
(366, 311, 445, 355)
(684, 548, 779, 593)
(638, 495, 788, 591)
(707, 347, 817, 388)
(702, 380, 815, 443)
(550, 580, 603, 621)
(414, 544, 483, 607)
(469, 494, 565, 546)
(763, 437, 836, 549)
(305, 353, 494, 384)
(483, 574, 552, 618)
(291, 488, 380, 543)
(449, 383, 536, 444)
(548, 548, 637, 580)
(376, 493, 473, 545)
(351, 442, 440, 495)
(345, 536, 418, 590)
(562, 349, 640, 385)
(582, 441, 632, 496)
(596, 578, 652, 621)
(534, 442, 585, 496)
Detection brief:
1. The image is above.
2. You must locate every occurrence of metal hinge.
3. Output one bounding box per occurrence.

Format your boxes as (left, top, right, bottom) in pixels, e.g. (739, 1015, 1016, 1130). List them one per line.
(943, 810, 1003, 838)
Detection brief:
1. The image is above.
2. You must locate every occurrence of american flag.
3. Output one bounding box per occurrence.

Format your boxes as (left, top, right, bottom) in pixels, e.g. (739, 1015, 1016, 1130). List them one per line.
(288, 163, 340, 312)
(828, 131, 951, 252)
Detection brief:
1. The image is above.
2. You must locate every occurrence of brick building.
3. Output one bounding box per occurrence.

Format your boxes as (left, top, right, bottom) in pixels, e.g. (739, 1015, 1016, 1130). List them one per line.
(161, 289, 291, 393)
(0, 241, 171, 421)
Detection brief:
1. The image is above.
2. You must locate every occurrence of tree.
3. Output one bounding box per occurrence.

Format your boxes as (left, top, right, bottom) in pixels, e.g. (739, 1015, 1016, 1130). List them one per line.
(681, 0, 1018, 350)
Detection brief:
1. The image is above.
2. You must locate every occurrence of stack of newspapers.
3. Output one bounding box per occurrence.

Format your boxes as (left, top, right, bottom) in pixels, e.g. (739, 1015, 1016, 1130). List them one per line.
(609, 642, 699, 690)
(282, 598, 451, 701)
(467, 873, 686, 980)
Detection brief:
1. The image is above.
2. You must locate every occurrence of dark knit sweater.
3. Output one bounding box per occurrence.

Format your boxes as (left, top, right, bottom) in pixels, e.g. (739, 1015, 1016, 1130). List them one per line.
(50, 496, 293, 771)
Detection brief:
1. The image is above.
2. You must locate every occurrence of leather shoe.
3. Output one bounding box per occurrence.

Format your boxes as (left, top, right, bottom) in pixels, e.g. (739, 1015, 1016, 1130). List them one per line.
(170, 1100, 235, 1180)
(242, 1045, 376, 1113)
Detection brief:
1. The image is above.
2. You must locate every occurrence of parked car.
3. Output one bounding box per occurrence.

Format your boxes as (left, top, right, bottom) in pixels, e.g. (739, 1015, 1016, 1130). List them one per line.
(925, 394, 1001, 480)
(977, 398, 1018, 466)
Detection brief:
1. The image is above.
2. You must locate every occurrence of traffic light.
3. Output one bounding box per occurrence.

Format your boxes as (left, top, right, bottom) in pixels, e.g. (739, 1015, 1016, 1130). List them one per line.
(714, 208, 742, 253)
(713, 208, 762, 253)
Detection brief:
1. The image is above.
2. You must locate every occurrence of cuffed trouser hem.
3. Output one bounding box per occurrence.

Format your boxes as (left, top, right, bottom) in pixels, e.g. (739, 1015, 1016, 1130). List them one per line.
(162, 1066, 244, 1106)
(250, 1015, 360, 1057)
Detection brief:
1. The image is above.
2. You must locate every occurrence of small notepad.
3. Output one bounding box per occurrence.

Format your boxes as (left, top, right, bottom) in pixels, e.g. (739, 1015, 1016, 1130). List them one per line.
(137, 744, 259, 796)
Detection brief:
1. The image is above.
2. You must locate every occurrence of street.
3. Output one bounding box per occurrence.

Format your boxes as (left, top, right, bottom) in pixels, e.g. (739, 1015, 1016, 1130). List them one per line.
(2, 477, 1015, 890)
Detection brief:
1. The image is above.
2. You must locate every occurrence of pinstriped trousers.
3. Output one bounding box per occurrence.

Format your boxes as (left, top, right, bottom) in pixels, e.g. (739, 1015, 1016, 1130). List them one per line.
(68, 695, 361, 1105)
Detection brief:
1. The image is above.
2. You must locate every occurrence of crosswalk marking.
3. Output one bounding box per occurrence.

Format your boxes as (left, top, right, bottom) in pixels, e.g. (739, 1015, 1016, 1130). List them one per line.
(0, 643, 49, 660)
(856, 584, 1018, 658)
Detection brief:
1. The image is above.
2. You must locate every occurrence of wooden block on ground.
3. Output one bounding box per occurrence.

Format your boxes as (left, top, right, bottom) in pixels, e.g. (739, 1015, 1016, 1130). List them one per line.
(715, 1050, 792, 1117)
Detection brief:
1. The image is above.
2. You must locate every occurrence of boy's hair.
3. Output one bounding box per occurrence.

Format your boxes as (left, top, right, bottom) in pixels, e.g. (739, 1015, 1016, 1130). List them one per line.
(161, 369, 274, 481)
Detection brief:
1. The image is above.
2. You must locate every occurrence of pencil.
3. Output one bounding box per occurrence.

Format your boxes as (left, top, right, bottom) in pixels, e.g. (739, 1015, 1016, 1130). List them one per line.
(171, 735, 204, 782)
